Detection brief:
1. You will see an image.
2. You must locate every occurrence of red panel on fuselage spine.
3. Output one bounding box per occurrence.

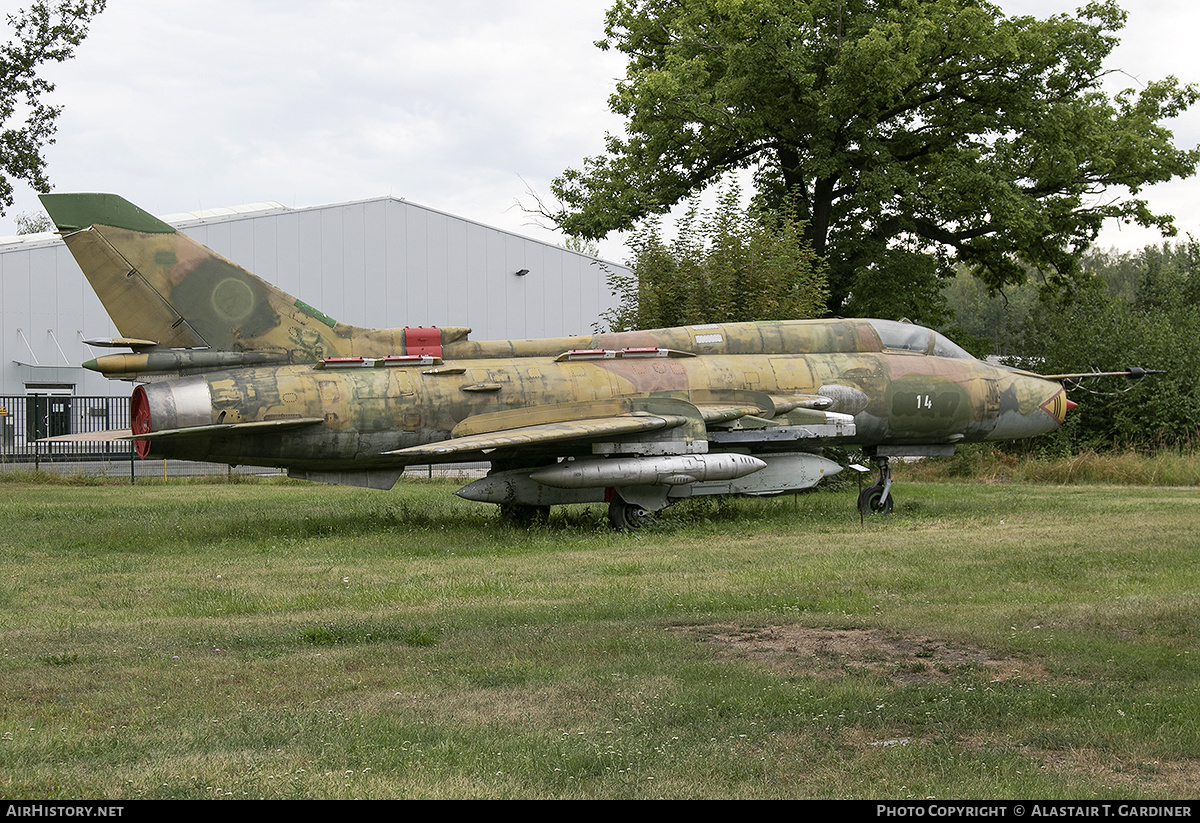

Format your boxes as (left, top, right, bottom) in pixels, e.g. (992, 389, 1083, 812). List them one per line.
(404, 327, 442, 358)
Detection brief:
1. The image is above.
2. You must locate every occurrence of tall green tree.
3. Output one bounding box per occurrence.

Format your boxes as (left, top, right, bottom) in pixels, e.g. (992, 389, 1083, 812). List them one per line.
(1006, 242, 1200, 453)
(0, 1, 106, 216)
(551, 0, 1200, 316)
(599, 184, 827, 331)
(940, 263, 1039, 358)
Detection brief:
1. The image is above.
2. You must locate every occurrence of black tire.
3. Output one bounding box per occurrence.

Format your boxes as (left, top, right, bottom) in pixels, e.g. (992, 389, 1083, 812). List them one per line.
(857, 483, 894, 516)
(608, 498, 650, 531)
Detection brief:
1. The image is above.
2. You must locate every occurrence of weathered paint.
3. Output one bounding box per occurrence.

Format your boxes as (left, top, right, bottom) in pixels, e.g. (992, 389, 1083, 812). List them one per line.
(42, 192, 1076, 522)
(125, 336, 1066, 473)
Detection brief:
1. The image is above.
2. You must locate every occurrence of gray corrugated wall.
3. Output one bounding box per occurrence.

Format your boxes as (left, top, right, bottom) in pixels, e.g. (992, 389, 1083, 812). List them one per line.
(0, 196, 624, 394)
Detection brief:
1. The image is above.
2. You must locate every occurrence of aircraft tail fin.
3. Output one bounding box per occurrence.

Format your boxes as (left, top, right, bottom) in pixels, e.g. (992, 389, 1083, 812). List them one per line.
(40, 192, 393, 361)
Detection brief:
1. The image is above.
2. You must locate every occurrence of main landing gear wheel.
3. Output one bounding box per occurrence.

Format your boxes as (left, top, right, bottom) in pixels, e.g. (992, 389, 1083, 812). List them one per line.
(857, 483, 894, 516)
(608, 497, 651, 531)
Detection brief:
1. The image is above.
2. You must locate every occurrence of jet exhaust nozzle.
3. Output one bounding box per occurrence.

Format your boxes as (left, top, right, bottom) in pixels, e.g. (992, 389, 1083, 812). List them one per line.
(130, 378, 215, 458)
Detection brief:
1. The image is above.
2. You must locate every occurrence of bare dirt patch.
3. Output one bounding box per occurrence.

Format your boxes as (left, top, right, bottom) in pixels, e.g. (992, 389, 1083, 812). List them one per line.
(689, 624, 1048, 684)
(690, 625, 1200, 795)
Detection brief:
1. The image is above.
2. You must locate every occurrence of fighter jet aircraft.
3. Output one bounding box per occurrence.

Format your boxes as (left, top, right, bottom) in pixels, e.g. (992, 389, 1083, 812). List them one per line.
(40, 192, 1112, 528)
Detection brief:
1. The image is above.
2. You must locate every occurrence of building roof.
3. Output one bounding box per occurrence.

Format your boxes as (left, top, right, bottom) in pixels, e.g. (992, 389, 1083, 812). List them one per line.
(2, 195, 617, 266)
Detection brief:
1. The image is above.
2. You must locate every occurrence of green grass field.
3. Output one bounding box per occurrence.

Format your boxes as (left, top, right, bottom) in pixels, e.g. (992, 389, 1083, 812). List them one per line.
(1, 471, 1197, 799)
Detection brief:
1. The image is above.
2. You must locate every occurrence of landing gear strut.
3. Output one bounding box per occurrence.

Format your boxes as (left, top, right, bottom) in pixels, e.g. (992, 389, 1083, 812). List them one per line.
(857, 453, 894, 516)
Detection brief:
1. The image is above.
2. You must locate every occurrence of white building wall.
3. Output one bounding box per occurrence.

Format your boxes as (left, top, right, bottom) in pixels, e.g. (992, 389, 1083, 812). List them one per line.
(0, 196, 625, 396)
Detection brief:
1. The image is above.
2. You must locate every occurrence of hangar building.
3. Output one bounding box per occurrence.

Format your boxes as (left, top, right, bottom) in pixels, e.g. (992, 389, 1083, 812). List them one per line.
(0, 196, 626, 458)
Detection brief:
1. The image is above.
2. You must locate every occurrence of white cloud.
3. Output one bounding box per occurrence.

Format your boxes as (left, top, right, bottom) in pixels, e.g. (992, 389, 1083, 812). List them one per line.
(3, 0, 1198, 262)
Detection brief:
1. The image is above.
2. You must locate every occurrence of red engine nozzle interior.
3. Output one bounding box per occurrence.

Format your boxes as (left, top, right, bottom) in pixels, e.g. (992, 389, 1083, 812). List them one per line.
(130, 385, 152, 458)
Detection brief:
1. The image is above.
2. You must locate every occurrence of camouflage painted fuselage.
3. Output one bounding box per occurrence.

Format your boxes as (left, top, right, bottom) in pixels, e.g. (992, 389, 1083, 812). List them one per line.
(40, 193, 1072, 517)
(132, 317, 1067, 472)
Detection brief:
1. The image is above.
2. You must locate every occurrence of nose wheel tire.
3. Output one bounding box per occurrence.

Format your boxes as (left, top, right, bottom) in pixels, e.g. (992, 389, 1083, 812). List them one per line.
(857, 483, 894, 516)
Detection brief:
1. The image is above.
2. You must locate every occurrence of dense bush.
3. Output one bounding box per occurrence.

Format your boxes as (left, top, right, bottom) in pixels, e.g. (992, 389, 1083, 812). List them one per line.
(945, 242, 1200, 453)
(599, 184, 828, 332)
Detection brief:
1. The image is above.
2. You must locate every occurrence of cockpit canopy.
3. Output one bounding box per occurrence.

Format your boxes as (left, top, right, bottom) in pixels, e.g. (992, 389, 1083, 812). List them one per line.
(867, 319, 974, 360)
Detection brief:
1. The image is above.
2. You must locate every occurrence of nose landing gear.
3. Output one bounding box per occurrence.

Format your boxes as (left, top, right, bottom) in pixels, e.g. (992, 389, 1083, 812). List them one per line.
(857, 453, 893, 516)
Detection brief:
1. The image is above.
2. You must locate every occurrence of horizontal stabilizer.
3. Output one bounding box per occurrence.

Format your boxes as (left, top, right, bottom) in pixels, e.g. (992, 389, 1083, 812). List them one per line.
(39, 417, 324, 444)
(133, 417, 325, 441)
(38, 428, 132, 443)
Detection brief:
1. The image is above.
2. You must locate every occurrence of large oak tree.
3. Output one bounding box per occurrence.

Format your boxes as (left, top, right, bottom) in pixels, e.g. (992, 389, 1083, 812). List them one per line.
(551, 0, 1200, 316)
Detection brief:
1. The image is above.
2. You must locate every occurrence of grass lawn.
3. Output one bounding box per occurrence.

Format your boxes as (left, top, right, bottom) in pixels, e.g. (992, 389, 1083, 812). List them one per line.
(0, 474, 1197, 798)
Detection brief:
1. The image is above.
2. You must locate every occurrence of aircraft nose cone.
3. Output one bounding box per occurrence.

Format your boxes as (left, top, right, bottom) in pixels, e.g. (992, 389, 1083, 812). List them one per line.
(1039, 389, 1076, 425)
(987, 376, 1072, 441)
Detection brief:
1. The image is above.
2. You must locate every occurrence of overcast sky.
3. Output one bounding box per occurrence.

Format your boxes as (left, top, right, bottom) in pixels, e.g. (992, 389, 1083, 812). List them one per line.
(3, 0, 1199, 263)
